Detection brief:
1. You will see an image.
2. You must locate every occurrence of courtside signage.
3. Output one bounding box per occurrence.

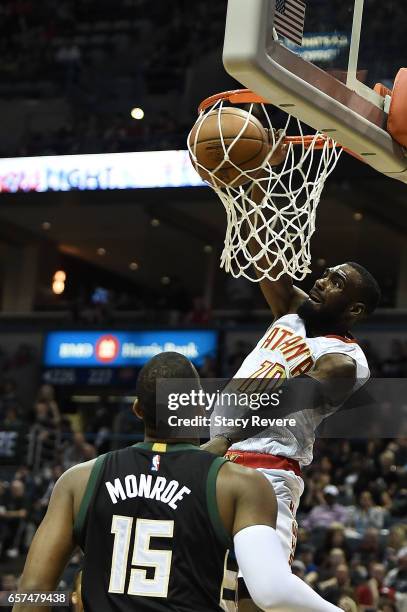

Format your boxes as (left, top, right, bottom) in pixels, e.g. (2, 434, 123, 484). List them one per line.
(0, 151, 205, 192)
(43, 331, 217, 367)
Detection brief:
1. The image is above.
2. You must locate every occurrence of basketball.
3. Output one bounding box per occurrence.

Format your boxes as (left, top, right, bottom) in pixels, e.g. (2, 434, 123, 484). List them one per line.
(188, 107, 270, 187)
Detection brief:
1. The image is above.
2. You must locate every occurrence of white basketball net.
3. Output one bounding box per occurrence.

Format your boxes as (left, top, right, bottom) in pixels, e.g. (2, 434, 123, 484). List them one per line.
(188, 97, 342, 282)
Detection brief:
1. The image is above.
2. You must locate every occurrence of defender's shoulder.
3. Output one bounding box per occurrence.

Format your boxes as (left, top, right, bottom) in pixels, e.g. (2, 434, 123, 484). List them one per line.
(218, 460, 275, 496)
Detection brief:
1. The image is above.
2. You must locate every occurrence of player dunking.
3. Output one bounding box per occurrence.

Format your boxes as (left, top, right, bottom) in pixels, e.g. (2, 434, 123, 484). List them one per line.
(14, 352, 341, 612)
(214, 259, 380, 610)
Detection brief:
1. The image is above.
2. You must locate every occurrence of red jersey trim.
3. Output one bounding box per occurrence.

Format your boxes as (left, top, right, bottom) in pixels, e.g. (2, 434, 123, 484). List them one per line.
(324, 334, 358, 344)
(225, 450, 302, 477)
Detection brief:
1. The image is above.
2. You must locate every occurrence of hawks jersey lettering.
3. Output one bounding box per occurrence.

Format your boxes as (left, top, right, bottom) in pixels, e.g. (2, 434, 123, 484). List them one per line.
(216, 314, 370, 466)
(76, 444, 231, 612)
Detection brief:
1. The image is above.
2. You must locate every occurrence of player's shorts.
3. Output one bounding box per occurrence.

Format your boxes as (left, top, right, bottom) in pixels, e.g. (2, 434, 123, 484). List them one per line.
(221, 452, 304, 609)
(226, 450, 304, 561)
(258, 466, 304, 562)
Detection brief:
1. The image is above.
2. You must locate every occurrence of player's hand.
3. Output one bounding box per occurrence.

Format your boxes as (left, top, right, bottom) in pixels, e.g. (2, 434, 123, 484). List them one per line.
(200, 435, 231, 456)
(267, 128, 288, 166)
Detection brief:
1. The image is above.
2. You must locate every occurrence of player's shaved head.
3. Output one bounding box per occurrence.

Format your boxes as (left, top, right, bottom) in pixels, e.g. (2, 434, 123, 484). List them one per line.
(135, 352, 200, 430)
(345, 262, 381, 315)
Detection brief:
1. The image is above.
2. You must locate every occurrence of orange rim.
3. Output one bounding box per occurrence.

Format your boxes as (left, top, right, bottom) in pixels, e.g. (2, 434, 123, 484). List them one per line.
(198, 89, 269, 111)
(198, 89, 337, 152)
(284, 135, 331, 150)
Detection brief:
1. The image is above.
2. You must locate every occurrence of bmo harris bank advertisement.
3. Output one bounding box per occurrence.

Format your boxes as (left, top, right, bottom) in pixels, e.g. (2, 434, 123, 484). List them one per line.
(43, 330, 218, 368)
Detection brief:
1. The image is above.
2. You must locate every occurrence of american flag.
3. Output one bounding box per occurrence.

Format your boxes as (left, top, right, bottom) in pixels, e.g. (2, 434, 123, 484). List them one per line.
(274, 0, 306, 46)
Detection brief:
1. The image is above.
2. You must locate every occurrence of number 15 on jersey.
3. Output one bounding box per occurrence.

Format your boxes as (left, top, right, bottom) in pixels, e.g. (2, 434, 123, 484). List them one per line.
(109, 516, 174, 598)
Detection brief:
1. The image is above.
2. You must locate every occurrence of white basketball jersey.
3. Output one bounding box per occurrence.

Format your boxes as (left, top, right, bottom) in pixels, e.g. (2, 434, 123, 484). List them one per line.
(221, 314, 370, 466)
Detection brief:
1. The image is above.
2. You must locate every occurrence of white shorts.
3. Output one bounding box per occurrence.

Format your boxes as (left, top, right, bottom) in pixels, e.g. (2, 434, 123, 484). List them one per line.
(234, 467, 304, 582)
(221, 464, 304, 609)
(257, 467, 304, 563)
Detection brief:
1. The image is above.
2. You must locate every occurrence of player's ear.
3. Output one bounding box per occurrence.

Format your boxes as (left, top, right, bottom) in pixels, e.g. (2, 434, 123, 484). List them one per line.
(349, 301, 365, 318)
(133, 397, 143, 420)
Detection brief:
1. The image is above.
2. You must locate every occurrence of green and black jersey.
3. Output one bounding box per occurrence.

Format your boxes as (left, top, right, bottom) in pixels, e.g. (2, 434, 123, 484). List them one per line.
(74, 442, 232, 612)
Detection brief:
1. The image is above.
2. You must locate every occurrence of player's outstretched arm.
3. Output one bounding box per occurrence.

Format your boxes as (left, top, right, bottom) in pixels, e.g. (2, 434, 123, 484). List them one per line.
(12, 470, 77, 612)
(234, 524, 342, 612)
(247, 173, 307, 319)
(310, 353, 357, 405)
(217, 463, 341, 611)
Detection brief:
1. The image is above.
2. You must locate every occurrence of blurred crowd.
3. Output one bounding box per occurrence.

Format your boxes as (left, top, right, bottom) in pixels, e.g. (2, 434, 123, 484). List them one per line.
(1, 367, 407, 611)
(362, 341, 407, 379)
(295, 437, 407, 612)
(0, 0, 225, 157)
(0, 0, 404, 157)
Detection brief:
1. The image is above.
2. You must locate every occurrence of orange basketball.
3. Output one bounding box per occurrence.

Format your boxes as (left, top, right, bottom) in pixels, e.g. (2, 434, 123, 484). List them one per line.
(188, 107, 270, 188)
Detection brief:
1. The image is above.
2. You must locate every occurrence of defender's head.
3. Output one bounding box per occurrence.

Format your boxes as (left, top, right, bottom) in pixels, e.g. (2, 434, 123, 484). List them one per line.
(299, 262, 381, 330)
(133, 351, 200, 435)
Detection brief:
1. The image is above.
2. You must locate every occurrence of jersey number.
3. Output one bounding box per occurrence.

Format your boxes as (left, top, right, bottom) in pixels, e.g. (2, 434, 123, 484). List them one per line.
(238, 360, 286, 393)
(109, 516, 174, 598)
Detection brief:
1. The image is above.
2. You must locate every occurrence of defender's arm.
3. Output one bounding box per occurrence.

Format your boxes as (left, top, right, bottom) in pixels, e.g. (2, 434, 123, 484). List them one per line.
(12, 470, 77, 612)
(217, 462, 341, 611)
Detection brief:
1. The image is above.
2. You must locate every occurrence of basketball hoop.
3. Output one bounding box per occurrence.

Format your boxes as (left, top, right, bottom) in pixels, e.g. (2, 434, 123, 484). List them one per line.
(187, 89, 343, 282)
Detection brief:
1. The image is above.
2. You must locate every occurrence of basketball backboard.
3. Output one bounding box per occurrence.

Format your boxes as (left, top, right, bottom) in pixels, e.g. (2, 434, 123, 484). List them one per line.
(223, 0, 407, 182)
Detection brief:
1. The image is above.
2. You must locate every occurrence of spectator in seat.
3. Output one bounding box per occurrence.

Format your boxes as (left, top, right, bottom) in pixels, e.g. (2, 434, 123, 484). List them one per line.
(36, 384, 61, 427)
(0, 479, 29, 559)
(377, 449, 400, 491)
(359, 527, 384, 565)
(317, 548, 348, 583)
(63, 432, 96, 469)
(14, 465, 36, 499)
(316, 524, 352, 565)
(2, 379, 18, 406)
(356, 562, 393, 610)
(302, 485, 348, 530)
(318, 562, 352, 604)
(394, 437, 407, 466)
(346, 490, 388, 534)
(385, 524, 407, 567)
(30, 400, 61, 467)
(33, 464, 64, 524)
(385, 546, 407, 600)
(3, 405, 22, 430)
(1, 573, 18, 591)
(33, 400, 59, 429)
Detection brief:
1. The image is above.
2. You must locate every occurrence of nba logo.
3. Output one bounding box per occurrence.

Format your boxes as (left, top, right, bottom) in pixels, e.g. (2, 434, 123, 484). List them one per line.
(151, 455, 161, 472)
